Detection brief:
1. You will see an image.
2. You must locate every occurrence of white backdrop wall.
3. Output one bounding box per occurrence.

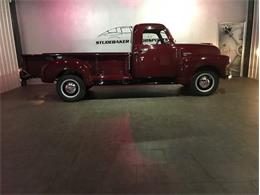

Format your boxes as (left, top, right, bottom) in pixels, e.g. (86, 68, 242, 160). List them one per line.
(16, 0, 248, 54)
(0, 0, 20, 93)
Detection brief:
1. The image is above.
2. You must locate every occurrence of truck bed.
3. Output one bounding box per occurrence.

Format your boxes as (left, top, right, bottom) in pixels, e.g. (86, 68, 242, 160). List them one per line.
(21, 52, 131, 81)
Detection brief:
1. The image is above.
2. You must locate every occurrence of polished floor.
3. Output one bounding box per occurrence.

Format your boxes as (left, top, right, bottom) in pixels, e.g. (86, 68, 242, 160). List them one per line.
(1, 78, 259, 194)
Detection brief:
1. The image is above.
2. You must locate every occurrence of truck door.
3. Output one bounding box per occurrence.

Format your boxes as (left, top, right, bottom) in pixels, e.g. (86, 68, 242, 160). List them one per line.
(133, 29, 177, 78)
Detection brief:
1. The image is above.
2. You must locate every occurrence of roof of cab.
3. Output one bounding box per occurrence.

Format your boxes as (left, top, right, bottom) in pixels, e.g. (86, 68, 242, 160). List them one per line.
(134, 23, 166, 30)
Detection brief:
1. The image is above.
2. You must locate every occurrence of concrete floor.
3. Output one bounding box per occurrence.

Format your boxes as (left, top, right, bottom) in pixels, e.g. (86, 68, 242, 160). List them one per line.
(1, 78, 259, 194)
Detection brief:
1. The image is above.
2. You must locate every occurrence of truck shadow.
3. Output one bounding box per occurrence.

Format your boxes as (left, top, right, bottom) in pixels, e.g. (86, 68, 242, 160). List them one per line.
(29, 84, 194, 103)
(84, 85, 189, 100)
(29, 84, 225, 102)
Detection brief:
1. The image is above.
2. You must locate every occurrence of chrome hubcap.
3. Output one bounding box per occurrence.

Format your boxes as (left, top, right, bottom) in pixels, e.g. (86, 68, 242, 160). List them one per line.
(64, 82, 77, 94)
(198, 76, 211, 89)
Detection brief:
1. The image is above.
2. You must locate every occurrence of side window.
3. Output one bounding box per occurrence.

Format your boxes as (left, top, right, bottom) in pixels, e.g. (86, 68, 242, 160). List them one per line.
(142, 32, 160, 46)
(142, 29, 170, 46)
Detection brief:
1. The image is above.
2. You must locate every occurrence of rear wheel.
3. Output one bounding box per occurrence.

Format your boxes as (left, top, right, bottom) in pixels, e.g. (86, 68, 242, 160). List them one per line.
(56, 75, 86, 102)
(190, 70, 219, 96)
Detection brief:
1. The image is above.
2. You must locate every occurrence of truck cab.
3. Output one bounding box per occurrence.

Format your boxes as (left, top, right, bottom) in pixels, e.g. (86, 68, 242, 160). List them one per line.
(131, 24, 180, 80)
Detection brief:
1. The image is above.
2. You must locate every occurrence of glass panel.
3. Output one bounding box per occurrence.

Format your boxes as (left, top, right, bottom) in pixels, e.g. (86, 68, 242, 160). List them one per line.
(160, 30, 170, 44)
(142, 33, 160, 45)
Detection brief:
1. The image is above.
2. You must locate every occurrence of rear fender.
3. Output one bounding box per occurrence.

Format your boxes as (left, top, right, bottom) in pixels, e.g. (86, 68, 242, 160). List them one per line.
(41, 59, 93, 86)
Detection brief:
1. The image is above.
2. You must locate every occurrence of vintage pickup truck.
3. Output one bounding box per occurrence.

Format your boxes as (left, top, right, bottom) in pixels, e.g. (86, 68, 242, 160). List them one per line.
(20, 23, 231, 101)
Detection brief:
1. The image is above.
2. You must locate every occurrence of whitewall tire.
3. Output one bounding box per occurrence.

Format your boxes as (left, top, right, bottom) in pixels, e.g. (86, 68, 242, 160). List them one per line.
(190, 70, 219, 96)
(56, 75, 86, 102)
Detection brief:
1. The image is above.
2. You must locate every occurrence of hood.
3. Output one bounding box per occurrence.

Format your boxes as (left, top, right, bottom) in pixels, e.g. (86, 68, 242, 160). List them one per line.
(175, 43, 221, 56)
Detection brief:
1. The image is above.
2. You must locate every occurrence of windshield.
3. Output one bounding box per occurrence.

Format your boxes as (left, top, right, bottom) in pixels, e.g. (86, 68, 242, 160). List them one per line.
(160, 29, 170, 44)
(165, 28, 175, 44)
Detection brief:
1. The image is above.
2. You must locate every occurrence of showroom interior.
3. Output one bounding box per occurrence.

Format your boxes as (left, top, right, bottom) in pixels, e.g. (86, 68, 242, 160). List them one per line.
(0, 0, 259, 194)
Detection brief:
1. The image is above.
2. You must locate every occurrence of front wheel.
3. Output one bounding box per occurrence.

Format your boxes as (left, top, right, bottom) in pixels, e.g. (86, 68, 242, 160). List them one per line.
(56, 75, 86, 102)
(190, 70, 219, 96)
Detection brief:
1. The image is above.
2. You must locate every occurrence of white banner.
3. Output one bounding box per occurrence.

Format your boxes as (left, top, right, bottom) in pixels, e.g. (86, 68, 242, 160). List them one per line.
(16, 0, 247, 54)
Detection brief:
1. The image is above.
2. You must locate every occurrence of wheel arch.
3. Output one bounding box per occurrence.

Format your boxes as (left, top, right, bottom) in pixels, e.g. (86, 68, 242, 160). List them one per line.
(177, 55, 222, 85)
(195, 65, 221, 77)
(55, 64, 93, 86)
(41, 59, 94, 87)
(56, 69, 84, 80)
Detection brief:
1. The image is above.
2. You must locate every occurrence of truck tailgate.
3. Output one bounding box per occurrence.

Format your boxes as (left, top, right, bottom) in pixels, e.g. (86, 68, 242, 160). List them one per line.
(21, 54, 48, 79)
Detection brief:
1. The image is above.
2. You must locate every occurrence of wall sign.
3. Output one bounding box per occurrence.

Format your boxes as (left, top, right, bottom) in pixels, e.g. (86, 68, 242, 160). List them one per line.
(96, 26, 132, 45)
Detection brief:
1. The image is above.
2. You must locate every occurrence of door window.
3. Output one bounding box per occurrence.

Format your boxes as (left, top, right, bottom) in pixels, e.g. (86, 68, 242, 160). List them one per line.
(142, 32, 160, 45)
(142, 29, 170, 46)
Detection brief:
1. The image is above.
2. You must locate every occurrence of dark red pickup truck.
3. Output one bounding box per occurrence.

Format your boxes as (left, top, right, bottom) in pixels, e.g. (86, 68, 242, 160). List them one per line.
(20, 23, 231, 101)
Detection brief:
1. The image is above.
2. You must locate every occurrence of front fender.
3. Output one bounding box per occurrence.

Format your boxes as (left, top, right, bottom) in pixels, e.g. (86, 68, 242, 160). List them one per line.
(176, 55, 229, 85)
(41, 59, 93, 86)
